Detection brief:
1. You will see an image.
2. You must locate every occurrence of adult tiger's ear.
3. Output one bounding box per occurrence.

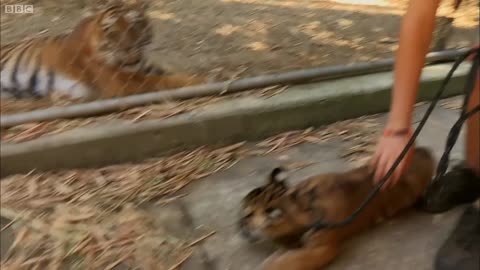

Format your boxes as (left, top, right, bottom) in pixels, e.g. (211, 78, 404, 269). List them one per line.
(268, 167, 289, 186)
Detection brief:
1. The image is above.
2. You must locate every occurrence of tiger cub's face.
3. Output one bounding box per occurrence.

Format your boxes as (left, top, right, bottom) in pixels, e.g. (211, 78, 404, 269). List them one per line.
(238, 168, 311, 246)
(94, 0, 153, 65)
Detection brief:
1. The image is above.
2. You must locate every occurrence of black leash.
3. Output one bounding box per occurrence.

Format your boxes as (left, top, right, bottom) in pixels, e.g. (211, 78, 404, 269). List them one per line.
(310, 47, 480, 231)
(435, 53, 479, 180)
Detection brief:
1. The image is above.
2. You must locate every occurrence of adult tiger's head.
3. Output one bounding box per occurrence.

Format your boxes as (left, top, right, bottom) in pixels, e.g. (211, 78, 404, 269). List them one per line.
(238, 168, 314, 247)
(83, 0, 154, 66)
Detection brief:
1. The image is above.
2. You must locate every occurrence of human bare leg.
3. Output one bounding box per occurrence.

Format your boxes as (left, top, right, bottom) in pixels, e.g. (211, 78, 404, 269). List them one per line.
(466, 72, 480, 176)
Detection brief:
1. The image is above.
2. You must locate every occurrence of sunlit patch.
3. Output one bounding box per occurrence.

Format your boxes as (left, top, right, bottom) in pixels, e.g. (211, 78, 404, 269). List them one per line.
(245, 41, 270, 51)
(336, 18, 353, 28)
(332, 0, 389, 7)
(148, 11, 176, 21)
(221, 0, 404, 16)
(389, 44, 398, 51)
(215, 24, 241, 36)
(297, 21, 321, 36)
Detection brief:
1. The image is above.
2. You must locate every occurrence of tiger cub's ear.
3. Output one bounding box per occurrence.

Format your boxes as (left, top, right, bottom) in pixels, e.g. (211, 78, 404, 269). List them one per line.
(268, 167, 289, 186)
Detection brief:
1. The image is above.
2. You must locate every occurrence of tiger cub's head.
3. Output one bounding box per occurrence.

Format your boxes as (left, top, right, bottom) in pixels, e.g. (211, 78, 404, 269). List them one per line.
(238, 168, 314, 247)
(89, 0, 153, 66)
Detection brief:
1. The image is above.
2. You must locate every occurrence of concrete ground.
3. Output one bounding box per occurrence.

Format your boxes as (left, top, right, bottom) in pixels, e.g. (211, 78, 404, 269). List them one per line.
(174, 101, 471, 270)
(0, 100, 474, 270)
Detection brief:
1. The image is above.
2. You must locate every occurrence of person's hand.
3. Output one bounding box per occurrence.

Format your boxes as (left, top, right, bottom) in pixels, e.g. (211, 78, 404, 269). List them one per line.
(370, 127, 415, 190)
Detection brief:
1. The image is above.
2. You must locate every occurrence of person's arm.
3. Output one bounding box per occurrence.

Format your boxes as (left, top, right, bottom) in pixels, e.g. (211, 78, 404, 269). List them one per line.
(387, 0, 442, 131)
(371, 0, 442, 188)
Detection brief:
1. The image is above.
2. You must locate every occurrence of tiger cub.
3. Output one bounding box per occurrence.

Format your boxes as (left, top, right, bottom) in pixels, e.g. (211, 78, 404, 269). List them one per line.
(239, 147, 436, 270)
(0, 0, 206, 100)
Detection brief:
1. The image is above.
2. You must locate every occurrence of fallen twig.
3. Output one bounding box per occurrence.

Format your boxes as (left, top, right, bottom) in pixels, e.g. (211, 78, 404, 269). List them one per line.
(167, 250, 193, 270)
(188, 231, 216, 247)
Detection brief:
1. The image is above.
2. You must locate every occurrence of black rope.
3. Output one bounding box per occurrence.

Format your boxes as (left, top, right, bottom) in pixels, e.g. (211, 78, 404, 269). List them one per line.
(310, 47, 480, 231)
(435, 54, 479, 179)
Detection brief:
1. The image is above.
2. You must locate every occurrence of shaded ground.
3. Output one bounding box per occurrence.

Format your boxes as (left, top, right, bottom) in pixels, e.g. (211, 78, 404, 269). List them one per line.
(0, 0, 477, 268)
(1, 96, 473, 269)
(1, 0, 478, 78)
(0, 0, 478, 111)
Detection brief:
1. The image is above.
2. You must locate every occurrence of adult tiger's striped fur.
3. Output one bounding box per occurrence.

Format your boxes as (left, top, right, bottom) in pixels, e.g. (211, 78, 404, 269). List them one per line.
(0, 0, 206, 100)
(238, 147, 436, 270)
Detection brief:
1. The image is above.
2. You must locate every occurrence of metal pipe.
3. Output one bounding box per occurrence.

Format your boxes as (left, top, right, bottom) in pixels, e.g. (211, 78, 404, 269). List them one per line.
(0, 48, 470, 129)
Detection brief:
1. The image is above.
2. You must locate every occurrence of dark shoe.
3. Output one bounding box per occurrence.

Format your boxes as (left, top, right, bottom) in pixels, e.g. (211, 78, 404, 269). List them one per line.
(418, 164, 480, 213)
(434, 205, 480, 270)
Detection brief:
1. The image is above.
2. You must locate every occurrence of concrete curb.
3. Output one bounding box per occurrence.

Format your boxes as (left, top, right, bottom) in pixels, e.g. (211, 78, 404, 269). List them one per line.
(0, 62, 471, 178)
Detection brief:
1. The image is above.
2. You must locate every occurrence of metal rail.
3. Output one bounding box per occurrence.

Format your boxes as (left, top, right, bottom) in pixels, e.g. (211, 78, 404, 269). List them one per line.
(0, 48, 470, 129)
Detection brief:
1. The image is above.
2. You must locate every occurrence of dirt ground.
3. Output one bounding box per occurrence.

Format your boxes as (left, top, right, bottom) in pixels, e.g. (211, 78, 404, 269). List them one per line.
(1, 1, 476, 268)
(0, 0, 478, 143)
(0, 96, 465, 270)
(1, 0, 478, 92)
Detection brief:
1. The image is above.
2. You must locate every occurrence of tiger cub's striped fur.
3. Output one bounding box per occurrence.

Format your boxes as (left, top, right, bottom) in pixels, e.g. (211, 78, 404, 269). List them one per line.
(239, 147, 436, 270)
(0, 0, 206, 100)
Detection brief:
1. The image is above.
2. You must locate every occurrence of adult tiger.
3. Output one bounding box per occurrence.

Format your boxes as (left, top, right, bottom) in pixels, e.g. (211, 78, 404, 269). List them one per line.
(0, 0, 206, 100)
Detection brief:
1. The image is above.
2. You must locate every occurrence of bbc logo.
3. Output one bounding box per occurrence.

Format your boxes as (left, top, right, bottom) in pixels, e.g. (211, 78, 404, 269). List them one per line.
(5, 5, 34, 14)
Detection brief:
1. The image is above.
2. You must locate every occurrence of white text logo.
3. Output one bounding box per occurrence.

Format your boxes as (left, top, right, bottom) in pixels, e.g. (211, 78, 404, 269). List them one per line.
(5, 5, 34, 14)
